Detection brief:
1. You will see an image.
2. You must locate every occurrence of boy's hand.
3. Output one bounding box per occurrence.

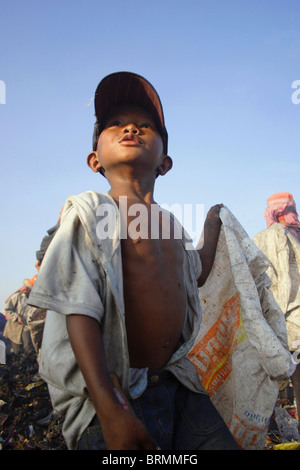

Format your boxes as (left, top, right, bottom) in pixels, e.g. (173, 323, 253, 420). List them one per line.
(101, 404, 158, 450)
(205, 204, 223, 228)
(197, 203, 224, 287)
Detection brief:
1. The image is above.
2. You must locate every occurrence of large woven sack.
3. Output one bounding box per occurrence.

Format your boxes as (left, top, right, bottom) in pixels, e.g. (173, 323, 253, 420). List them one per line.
(188, 207, 295, 450)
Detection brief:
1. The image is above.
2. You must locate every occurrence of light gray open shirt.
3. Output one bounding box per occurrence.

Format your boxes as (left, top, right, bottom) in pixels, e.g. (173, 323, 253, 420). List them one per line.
(29, 191, 206, 449)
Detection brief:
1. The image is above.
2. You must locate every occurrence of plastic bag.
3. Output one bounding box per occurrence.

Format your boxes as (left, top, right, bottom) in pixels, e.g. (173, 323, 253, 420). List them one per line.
(274, 406, 299, 442)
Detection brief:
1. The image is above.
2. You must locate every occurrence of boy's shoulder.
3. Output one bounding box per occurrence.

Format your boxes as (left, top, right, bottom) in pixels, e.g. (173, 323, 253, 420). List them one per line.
(60, 190, 116, 221)
(59, 190, 120, 255)
(68, 190, 114, 208)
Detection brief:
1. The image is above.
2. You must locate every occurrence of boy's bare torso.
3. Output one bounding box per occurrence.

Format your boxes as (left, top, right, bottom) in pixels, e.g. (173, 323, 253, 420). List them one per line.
(121, 201, 187, 370)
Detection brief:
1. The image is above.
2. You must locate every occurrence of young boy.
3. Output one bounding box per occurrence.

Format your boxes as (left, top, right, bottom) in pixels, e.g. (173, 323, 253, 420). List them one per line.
(29, 72, 239, 450)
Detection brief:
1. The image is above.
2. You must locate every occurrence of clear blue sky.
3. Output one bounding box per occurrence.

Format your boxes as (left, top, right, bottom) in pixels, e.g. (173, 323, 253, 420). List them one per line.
(0, 0, 299, 309)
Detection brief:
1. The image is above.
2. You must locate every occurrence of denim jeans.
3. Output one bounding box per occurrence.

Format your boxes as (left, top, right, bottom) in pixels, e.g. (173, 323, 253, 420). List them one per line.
(78, 369, 240, 450)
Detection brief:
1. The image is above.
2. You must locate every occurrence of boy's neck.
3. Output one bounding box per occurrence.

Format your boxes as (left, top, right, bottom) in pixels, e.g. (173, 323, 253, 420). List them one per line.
(107, 175, 157, 205)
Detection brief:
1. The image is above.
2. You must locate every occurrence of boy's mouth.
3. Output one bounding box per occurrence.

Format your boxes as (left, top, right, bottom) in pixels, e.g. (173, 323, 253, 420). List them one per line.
(119, 134, 142, 145)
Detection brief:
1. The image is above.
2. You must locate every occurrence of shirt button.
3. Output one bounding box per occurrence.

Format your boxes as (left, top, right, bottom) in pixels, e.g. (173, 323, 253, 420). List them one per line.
(150, 374, 159, 383)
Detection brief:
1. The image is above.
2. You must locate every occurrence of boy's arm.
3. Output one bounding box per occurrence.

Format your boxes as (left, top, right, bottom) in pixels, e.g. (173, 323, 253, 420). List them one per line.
(66, 314, 157, 450)
(197, 204, 223, 287)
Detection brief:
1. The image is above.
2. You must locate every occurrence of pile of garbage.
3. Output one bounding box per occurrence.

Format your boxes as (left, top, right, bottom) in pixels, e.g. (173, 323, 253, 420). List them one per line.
(0, 351, 67, 450)
(1, 346, 299, 451)
(265, 381, 300, 450)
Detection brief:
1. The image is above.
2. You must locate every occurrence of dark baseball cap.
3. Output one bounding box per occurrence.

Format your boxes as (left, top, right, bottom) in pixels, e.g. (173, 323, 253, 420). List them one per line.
(92, 72, 168, 154)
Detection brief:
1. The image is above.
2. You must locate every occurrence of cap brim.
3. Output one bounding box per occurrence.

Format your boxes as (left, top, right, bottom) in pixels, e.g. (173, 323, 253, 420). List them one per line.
(93, 72, 168, 153)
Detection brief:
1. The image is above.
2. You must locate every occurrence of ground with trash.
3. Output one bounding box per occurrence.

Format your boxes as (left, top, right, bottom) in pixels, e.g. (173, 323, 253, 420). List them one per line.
(0, 352, 67, 450)
(0, 351, 299, 450)
(265, 381, 300, 450)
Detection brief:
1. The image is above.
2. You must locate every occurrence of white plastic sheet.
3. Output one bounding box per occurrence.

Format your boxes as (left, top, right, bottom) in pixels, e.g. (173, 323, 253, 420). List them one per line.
(0, 340, 6, 364)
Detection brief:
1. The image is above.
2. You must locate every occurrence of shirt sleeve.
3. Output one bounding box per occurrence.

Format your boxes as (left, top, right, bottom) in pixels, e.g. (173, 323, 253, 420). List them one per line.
(182, 228, 202, 280)
(190, 247, 202, 280)
(29, 205, 105, 323)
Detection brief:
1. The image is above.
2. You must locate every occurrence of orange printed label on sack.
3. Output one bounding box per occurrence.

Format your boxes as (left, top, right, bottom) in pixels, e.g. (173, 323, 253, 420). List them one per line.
(229, 413, 262, 449)
(188, 293, 246, 395)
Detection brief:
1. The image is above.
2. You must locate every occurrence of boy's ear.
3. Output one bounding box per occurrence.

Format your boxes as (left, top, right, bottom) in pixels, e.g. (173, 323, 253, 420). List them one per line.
(87, 151, 103, 174)
(157, 155, 173, 176)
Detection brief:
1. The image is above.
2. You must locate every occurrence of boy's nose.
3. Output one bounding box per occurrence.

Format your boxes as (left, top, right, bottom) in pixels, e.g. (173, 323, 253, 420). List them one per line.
(124, 124, 138, 134)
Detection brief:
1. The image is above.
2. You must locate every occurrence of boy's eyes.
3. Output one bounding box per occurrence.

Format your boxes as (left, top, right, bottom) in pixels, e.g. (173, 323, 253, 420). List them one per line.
(110, 120, 122, 127)
(106, 121, 152, 129)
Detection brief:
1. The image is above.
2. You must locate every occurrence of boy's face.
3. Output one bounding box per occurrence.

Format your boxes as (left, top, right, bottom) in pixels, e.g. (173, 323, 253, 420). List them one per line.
(88, 104, 171, 179)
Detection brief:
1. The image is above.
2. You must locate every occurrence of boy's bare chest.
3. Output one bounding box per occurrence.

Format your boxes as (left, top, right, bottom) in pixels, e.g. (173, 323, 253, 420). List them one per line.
(120, 234, 187, 369)
(120, 205, 186, 298)
(121, 231, 184, 271)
